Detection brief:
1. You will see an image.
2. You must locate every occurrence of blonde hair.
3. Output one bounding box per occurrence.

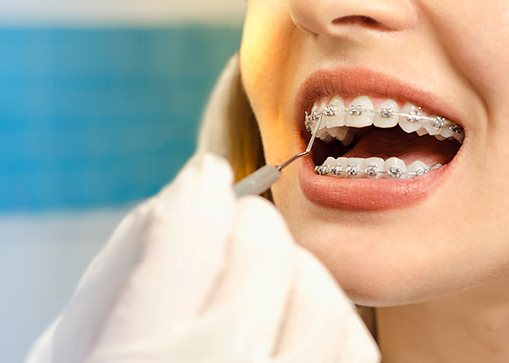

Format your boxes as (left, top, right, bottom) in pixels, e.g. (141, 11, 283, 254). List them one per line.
(223, 66, 265, 183)
(198, 54, 270, 197)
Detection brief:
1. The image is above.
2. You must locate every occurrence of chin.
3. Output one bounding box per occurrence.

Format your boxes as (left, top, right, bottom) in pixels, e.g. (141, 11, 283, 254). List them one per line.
(272, 175, 487, 308)
(289, 227, 459, 307)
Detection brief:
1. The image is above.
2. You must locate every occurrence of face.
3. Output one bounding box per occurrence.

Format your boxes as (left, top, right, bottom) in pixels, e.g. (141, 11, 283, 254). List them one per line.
(240, 0, 509, 306)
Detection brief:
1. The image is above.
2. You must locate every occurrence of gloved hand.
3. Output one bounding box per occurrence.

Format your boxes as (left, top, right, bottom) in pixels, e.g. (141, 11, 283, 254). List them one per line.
(25, 153, 380, 363)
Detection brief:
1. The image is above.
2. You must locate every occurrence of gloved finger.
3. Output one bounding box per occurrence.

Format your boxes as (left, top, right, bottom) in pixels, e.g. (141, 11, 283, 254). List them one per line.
(25, 318, 61, 363)
(27, 153, 235, 363)
(84, 154, 238, 360)
(160, 196, 296, 361)
(272, 247, 380, 363)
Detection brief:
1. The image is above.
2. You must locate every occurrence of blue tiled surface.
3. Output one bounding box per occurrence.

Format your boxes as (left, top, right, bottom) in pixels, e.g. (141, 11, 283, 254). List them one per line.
(0, 26, 241, 212)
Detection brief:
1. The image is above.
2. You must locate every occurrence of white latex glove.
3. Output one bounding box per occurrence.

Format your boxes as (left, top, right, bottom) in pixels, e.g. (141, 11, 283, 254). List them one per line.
(26, 154, 380, 363)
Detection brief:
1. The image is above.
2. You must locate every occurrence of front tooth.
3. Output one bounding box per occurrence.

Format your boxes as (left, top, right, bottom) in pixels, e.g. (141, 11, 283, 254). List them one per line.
(440, 123, 455, 138)
(374, 99, 399, 128)
(315, 102, 334, 142)
(424, 116, 446, 136)
(324, 156, 337, 167)
(326, 96, 346, 128)
(399, 103, 423, 133)
(346, 158, 364, 177)
(336, 157, 349, 171)
(385, 157, 407, 179)
(321, 157, 349, 176)
(306, 103, 320, 133)
(362, 157, 385, 178)
(315, 102, 327, 130)
(346, 96, 374, 127)
(323, 157, 341, 175)
(407, 160, 429, 176)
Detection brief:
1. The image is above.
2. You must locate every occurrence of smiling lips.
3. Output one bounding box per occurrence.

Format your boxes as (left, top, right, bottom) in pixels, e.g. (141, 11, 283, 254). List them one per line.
(296, 69, 466, 211)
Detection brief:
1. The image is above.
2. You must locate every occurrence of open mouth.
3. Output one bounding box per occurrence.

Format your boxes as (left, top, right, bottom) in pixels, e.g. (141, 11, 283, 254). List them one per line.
(295, 69, 467, 210)
(304, 96, 464, 180)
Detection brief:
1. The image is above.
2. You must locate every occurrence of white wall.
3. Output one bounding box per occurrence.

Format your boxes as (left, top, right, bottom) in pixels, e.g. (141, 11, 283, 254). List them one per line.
(0, 0, 245, 25)
(0, 209, 129, 362)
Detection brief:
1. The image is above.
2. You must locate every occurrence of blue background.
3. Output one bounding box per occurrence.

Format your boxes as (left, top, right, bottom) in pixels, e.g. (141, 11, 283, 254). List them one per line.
(0, 26, 242, 212)
(0, 24, 243, 363)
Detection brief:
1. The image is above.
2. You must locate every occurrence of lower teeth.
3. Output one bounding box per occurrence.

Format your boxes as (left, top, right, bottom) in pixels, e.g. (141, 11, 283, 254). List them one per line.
(314, 157, 442, 179)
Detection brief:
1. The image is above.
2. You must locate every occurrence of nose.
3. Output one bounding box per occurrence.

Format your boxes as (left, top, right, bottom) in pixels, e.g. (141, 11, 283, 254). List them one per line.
(289, 0, 418, 36)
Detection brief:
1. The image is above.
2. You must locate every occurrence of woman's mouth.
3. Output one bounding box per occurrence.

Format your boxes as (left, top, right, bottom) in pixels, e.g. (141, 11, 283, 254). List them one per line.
(296, 69, 467, 211)
(306, 96, 463, 180)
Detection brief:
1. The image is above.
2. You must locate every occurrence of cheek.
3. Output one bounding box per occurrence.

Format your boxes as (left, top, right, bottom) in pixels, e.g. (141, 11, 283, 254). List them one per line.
(240, 1, 295, 122)
(438, 3, 509, 226)
(431, 2, 509, 97)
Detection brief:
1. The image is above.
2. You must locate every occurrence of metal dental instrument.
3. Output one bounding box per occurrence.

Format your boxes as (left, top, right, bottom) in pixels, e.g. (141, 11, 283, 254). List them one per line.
(234, 115, 322, 197)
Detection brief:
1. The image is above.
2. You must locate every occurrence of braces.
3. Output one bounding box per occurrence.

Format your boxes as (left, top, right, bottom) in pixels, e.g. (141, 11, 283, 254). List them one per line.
(305, 104, 464, 136)
(314, 162, 443, 180)
(306, 102, 460, 179)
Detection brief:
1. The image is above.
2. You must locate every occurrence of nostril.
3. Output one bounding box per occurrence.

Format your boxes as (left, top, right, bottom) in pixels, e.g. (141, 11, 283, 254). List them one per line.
(332, 15, 389, 31)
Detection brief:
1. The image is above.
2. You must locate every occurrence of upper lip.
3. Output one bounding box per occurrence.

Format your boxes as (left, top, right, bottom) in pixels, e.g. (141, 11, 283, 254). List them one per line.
(295, 67, 466, 133)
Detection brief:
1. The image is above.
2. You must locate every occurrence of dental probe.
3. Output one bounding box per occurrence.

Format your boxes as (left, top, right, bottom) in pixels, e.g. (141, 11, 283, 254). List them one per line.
(234, 116, 322, 197)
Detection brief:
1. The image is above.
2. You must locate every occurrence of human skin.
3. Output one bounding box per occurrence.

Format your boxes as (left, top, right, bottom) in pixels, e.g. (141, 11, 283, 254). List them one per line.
(240, 0, 509, 362)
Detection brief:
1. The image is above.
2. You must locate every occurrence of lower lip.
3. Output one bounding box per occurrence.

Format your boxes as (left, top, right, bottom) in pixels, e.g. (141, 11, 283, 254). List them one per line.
(299, 157, 448, 211)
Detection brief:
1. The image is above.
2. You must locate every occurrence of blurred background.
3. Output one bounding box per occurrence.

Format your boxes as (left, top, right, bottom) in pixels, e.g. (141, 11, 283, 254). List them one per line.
(0, 1, 244, 361)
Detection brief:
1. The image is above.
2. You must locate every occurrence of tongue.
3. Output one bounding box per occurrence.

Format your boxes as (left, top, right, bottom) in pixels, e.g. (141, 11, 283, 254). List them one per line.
(343, 128, 460, 165)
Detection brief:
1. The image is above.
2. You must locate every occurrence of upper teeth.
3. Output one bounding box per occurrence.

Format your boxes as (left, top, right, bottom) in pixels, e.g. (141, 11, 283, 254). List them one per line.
(305, 95, 465, 145)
